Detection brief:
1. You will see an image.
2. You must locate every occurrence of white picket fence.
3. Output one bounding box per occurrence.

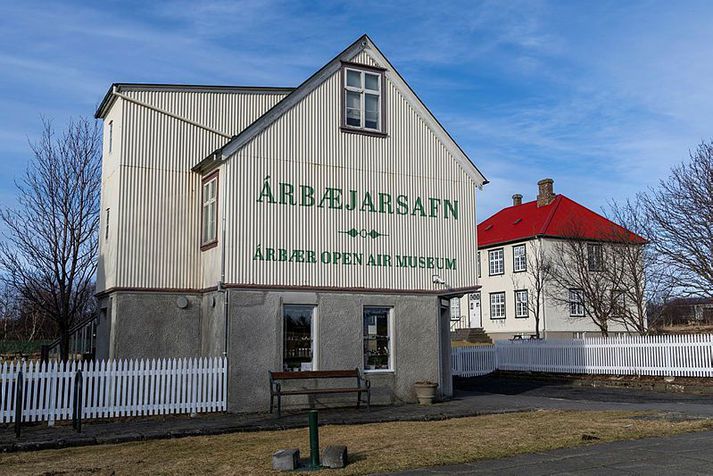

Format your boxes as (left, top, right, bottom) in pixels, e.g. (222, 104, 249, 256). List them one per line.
(0, 357, 227, 424)
(452, 334, 713, 378)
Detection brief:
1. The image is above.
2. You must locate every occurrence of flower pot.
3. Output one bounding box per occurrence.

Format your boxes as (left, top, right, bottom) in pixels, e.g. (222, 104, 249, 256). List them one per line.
(414, 382, 438, 405)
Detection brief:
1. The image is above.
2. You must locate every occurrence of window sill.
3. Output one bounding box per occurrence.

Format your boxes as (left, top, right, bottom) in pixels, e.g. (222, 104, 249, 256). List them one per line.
(201, 240, 218, 251)
(364, 369, 394, 374)
(340, 126, 388, 138)
(489, 317, 506, 320)
(513, 269, 527, 274)
(488, 272, 505, 277)
(514, 316, 529, 319)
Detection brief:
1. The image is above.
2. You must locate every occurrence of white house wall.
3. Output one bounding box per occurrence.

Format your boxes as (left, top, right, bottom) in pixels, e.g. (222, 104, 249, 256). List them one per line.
(97, 89, 288, 292)
(220, 52, 479, 291)
(460, 238, 627, 339)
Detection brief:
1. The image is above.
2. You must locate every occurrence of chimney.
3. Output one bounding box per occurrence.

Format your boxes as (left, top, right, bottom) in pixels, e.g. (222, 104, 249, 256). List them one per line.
(512, 194, 523, 206)
(537, 178, 555, 207)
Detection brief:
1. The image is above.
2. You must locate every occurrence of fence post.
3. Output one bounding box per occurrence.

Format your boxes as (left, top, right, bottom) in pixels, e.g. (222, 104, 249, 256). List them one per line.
(14, 371, 24, 437)
(72, 369, 83, 433)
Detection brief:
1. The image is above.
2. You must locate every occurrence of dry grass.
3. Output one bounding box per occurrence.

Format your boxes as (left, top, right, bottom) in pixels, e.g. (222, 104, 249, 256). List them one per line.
(1, 410, 711, 476)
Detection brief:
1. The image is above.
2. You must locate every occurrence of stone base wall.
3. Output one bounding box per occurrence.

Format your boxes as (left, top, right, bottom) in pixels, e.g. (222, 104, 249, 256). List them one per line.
(98, 288, 450, 414)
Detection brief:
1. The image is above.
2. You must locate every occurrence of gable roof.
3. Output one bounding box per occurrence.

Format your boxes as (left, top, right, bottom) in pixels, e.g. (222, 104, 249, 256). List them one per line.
(478, 195, 647, 248)
(192, 34, 487, 186)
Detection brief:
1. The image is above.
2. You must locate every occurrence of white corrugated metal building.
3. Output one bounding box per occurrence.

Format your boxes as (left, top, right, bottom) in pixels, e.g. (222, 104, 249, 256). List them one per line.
(95, 35, 486, 412)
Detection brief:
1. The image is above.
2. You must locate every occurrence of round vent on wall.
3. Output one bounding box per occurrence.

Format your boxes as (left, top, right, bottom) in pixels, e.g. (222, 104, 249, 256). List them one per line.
(176, 296, 189, 309)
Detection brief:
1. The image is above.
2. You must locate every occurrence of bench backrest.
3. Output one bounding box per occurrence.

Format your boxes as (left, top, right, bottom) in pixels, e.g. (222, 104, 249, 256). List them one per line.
(270, 369, 359, 380)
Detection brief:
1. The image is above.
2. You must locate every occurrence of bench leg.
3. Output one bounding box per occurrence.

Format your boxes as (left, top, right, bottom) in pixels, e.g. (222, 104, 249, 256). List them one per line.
(367, 390, 371, 411)
(277, 394, 282, 418)
(270, 393, 274, 414)
(356, 391, 361, 409)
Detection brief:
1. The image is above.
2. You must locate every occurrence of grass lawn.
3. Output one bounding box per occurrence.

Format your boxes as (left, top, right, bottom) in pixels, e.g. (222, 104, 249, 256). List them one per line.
(1, 410, 711, 475)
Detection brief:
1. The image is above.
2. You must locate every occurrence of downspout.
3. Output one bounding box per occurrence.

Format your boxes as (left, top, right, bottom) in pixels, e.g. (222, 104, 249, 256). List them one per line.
(220, 204, 229, 357)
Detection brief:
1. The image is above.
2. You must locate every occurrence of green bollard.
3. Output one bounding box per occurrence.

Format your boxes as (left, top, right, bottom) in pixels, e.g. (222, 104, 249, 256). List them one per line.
(309, 410, 320, 469)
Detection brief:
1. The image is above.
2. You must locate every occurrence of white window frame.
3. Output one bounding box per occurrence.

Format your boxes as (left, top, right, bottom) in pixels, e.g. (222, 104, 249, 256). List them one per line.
(569, 288, 585, 317)
(343, 66, 383, 132)
(490, 292, 506, 320)
(477, 251, 481, 279)
(363, 306, 394, 373)
(201, 174, 218, 247)
(515, 289, 529, 318)
(513, 244, 527, 273)
(488, 248, 504, 276)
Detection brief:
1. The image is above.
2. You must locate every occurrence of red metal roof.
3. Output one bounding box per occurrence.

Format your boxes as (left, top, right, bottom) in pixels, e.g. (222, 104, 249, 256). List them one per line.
(478, 195, 646, 248)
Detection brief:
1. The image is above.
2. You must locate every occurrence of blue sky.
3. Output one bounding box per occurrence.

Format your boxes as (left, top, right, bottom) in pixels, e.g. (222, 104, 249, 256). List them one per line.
(1, 0, 712, 220)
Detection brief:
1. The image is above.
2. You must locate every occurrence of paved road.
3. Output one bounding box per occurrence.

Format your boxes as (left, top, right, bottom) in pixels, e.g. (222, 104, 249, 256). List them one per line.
(386, 430, 713, 475)
(453, 375, 713, 419)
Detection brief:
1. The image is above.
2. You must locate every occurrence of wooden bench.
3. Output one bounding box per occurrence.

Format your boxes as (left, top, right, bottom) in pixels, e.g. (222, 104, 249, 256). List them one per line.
(269, 369, 371, 417)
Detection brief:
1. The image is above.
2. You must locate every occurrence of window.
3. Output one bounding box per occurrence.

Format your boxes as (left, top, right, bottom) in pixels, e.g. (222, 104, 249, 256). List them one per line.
(450, 297, 461, 321)
(283, 304, 315, 371)
(104, 208, 110, 241)
(477, 251, 481, 278)
(108, 121, 113, 153)
(612, 289, 626, 317)
(490, 292, 506, 319)
(569, 289, 585, 317)
(587, 243, 603, 271)
(201, 173, 218, 248)
(343, 65, 384, 133)
(515, 290, 529, 318)
(513, 244, 527, 272)
(363, 307, 392, 371)
(488, 248, 504, 276)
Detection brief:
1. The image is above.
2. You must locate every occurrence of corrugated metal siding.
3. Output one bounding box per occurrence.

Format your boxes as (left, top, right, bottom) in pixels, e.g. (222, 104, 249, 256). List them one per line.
(223, 64, 478, 291)
(105, 90, 287, 290)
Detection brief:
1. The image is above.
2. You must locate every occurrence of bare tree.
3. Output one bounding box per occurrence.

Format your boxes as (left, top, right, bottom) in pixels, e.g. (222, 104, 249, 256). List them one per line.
(511, 239, 551, 338)
(640, 141, 713, 297)
(0, 118, 101, 360)
(606, 198, 674, 334)
(547, 220, 628, 337)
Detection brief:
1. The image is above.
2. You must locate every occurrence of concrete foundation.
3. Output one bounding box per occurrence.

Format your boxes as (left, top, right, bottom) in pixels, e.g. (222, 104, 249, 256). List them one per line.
(98, 288, 453, 413)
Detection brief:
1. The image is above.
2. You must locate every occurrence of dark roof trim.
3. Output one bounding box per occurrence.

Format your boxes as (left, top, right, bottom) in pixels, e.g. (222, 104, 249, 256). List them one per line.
(95, 83, 295, 119)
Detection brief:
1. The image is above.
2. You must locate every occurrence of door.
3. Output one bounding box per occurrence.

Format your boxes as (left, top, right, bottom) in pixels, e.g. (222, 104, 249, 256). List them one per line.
(469, 292, 482, 328)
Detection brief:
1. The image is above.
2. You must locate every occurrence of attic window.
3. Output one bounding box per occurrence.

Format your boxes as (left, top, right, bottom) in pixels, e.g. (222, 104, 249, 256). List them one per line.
(513, 218, 522, 225)
(484, 224, 493, 231)
(342, 64, 385, 134)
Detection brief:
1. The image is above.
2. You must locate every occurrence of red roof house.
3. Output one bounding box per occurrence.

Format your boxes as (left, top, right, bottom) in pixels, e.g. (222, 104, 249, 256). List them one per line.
(478, 179, 647, 248)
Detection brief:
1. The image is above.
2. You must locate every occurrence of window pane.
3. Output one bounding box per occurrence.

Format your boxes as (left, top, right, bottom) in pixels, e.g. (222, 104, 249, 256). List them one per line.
(346, 69, 361, 88)
(365, 93, 379, 129)
(364, 307, 390, 370)
(284, 305, 314, 371)
(346, 90, 361, 127)
(365, 73, 379, 91)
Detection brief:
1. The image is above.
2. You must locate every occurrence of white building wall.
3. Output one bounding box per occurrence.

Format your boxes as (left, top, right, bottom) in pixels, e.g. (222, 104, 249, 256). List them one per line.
(459, 238, 628, 339)
(219, 51, 480, 291)
(96, 88, 289, 292)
